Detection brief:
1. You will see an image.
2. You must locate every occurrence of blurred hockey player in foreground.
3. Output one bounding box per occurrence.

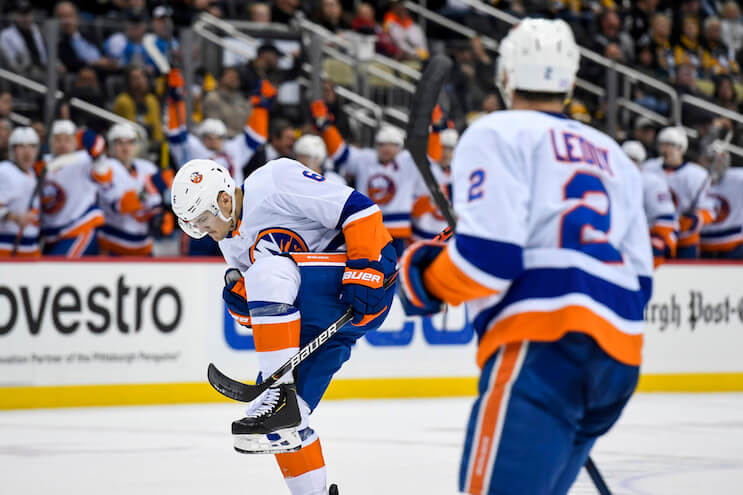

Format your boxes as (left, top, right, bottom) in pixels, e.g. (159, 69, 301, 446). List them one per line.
(171, 157, 397, 494)
(399, 19, 653, 494)
(0, 127, 41, 257)
(643, 127, 716, 259)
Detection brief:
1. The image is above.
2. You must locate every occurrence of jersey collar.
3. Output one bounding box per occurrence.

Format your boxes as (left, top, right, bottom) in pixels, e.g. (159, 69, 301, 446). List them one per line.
(663, 161, 687, 171)
(226, 184, 245, 239)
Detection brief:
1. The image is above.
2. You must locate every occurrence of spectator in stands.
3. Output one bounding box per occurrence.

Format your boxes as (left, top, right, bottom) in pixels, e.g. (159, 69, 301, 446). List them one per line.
(314, 0, 347, 33)
(0, 119, 12, 161)
(449, 40, 494, 122)
(113, 65, 164, 146)
(713, 75, 740, 113)
(239, 43, 300, 100)
(674, 15, 706, 78)
(322, 80, 352, 142)
(675, 63, 716, 126)
(243, 118, 295, 178)
(69, 67, 107, 126)
(151, 6, 179, 66)
(351, 3, 400, 59)
(271, 0, 302, 25)
(203, 67, 252, 137)
(593, 9, 634, 63)
(720, 1, 743, 53)
(0, 91, 12, 120)
(624, 0, 659, 41)
(383, 1, 428, 61)
(0, 1, 47, 81)
(633, 117, 658, 159)
(55, 2, 114, 73)
(104, 9, 169, 73)
(703, 16, 740, 77)
(249, 3, 271, 23)
(648, 13, 675, 79)
(672, 0, 706, 44)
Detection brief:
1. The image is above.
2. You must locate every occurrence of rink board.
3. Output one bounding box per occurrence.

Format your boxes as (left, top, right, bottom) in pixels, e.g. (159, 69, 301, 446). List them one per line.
(1, 259, 743, 408)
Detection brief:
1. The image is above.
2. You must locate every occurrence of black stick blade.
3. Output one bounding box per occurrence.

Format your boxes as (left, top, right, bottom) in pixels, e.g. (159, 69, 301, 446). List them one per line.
(207, 363, 268, 403)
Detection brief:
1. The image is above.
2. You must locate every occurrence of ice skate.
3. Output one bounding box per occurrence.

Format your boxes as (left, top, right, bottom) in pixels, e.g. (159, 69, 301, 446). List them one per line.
(232, 383, 302, 454)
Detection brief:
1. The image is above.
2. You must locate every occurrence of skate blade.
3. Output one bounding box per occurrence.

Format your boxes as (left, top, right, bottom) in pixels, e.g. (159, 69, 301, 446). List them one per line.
(233, 428, 301, 455)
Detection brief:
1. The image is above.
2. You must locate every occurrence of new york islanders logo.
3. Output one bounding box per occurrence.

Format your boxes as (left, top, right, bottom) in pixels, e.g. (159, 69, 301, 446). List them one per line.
(40, 180, 66, 215)
(190, 171, 203, 183)
(710, 193, 730, 224)
(367, 174, 396, 205)
(249, 228, 309, 263)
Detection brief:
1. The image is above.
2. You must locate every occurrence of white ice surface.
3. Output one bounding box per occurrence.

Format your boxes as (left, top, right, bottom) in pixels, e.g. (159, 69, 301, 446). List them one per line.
(1, 394, 742, 494)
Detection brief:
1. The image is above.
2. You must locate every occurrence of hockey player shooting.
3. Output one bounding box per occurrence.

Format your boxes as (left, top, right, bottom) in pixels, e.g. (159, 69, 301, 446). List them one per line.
(399, 19, 653, 494)
(0, 127, 41, 257)
(643, 126, 716, 259)
(170, 157, 397, 494)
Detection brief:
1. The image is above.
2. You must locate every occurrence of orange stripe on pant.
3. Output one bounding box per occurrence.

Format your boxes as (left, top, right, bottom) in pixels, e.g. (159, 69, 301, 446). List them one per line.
(477, 306, 643, 369)
(98, 236, 153, 256)
(252, 316, 301, 352)
(275, 438, 326, 478)
(70, 229, 94, 258)
(466, 342, 524, 494)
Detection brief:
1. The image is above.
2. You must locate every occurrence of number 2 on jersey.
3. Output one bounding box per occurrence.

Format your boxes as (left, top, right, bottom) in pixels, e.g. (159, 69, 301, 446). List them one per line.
(560, 172, 622, 263)
(468, 169, 485, 201)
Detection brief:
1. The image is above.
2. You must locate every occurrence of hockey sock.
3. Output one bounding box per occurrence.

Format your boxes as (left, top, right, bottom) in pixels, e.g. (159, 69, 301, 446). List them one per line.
(276, 437, 328, 495)
(249, 302, 301, 385)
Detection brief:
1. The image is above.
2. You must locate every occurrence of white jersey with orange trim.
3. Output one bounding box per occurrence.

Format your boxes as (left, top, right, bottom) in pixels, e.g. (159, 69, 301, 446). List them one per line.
(411, 162, 450, 240)
(422, 110, 653, 369)
(98, 158, 162, 255)
(643, 158, 716, 218)
(641, 167, 677, 231)
(0, 160, 40, 256)
(39, 151, 110, 243)
(701, 168, 743, 252)
(333, 147, 425, 239)
(219, 158, 382, 274)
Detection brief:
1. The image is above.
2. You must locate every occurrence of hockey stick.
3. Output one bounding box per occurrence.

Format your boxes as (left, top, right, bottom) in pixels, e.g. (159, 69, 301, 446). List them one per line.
(404, 55, 613, 495)
(143, 33, 171, 75)
(208, 271, 398, 403)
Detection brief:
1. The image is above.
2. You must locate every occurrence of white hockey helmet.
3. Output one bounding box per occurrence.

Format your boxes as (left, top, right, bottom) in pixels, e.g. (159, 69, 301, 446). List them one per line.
(440, 128, 459, 148)
(107, 122, 139, 143)
(171, 159, 236, 239)
(375, 125, 405, 147)
(621, 140, 646, 164)
(496, 18, 580, 108)
(9, 126, 39, 161)
(294, 134, 327, 164)
(51, 119, 77, 136)
(657, 126, 688, 153)
(197, 118, 227, 138)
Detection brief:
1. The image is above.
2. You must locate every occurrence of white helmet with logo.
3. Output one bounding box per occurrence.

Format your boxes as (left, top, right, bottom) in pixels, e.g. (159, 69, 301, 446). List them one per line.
(51, 120, 77, 136)
(440, 128, 459, 148)
(375, 125, 405, 147)
(496, 18, 580, 108)
(107, 122, 139, 143)
(621, 140, 646, 164)
(197, 118, 227, 138)
(9, 126, 39, 161)
(294, 134, 327, 166)
(171, 159, 235, 239)
(657, 126, 688, 153)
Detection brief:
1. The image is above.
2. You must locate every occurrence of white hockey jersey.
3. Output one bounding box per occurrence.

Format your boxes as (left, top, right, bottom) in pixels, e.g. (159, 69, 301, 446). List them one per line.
(335, 147, 425, 239)
(219, 158, 382, 274)
(0, 160, 40, 256)
(422, 111, 653, 369)
(643, 158, 716, 246)
(701, 168, 743, 252)
(98, 158, 162, 255)
(411, 162, 450, 240)
(39, 151, 110, 243)
(169, 130, 263, 185)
